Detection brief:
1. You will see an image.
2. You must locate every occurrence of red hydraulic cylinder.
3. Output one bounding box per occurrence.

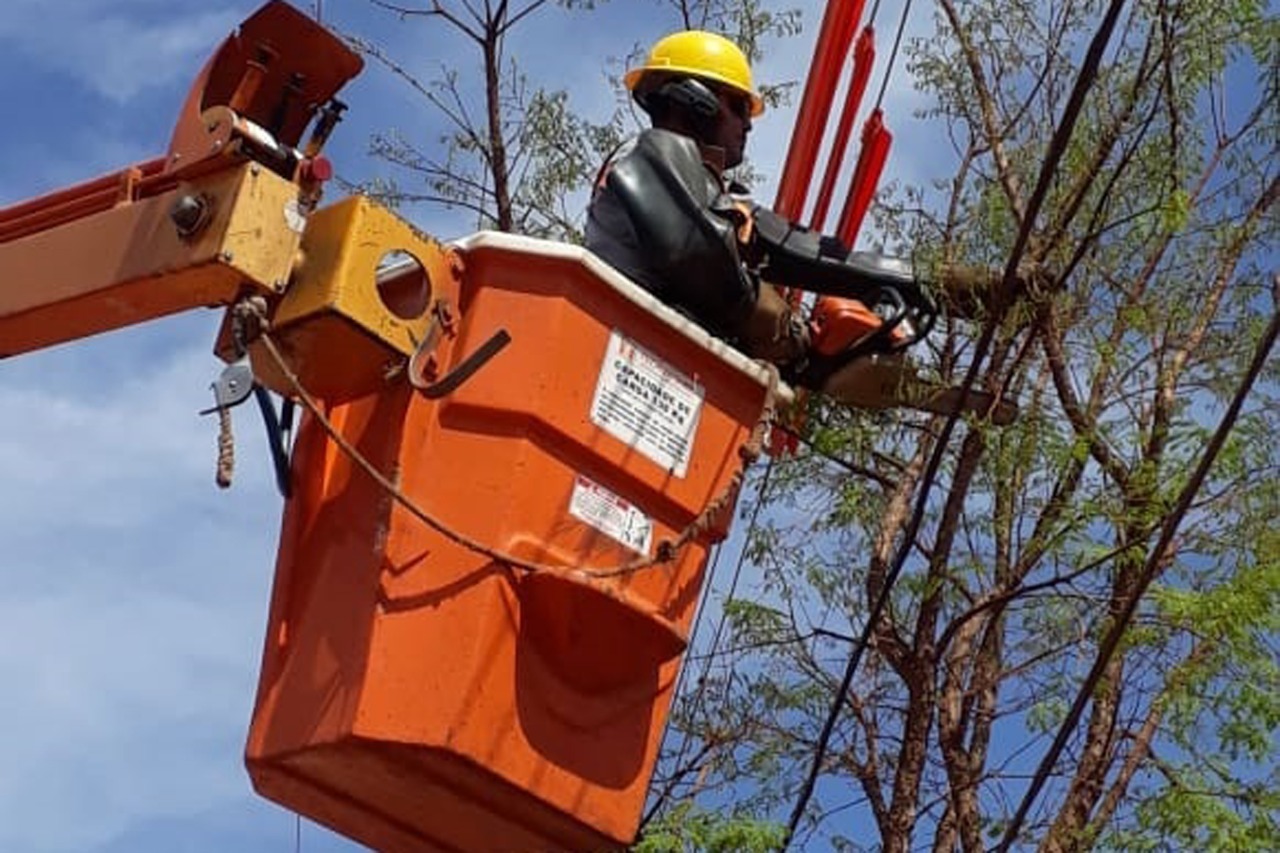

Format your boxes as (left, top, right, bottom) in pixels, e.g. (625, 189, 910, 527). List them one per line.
(809, 26, 876, 233)
(837, 108, 893, 248)
(772, 0, 864, 221)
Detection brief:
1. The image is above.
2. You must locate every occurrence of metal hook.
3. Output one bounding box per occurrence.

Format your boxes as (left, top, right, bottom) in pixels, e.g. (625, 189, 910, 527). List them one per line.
(411, 329, 513, 399)
(199, 359, 256, 415)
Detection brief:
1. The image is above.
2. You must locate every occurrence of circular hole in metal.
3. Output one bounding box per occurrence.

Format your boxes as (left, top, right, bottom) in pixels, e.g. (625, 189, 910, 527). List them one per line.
(376, 250, 430, 320)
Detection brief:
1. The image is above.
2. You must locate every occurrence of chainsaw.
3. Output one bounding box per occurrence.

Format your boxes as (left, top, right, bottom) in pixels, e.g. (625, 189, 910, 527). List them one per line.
(749, 208, 1019, 425)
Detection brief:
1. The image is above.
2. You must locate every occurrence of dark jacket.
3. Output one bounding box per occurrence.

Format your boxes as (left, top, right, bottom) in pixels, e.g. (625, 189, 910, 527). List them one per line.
(584, 129, 758, 343)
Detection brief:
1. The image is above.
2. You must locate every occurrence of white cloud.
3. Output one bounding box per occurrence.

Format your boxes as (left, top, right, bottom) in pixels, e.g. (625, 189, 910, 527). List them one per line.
(0, 341, 219, 524)
(0, 319, 288, 851)
(0, 591, 258, 851)
(0, 1, 249, 102)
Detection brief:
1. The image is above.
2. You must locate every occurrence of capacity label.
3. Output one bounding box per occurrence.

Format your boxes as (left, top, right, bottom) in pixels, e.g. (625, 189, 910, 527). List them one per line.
(568, 474, 653, 555)
(590, 331, 704, 477)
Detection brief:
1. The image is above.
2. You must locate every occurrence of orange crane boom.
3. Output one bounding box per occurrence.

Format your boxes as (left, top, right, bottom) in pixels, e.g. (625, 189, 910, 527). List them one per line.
(0, 0, 360, 359)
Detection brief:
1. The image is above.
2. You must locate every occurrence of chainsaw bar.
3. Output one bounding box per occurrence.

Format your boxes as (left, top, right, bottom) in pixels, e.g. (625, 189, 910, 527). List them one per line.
(820, 354, 1018, 425)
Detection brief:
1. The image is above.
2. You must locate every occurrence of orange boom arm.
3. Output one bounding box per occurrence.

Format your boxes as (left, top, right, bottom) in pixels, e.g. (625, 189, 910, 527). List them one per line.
(0, 0, 360, 359)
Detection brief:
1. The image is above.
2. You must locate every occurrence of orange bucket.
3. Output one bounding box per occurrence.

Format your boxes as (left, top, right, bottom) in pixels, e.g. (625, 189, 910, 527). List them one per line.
(245, 233, 784, 850)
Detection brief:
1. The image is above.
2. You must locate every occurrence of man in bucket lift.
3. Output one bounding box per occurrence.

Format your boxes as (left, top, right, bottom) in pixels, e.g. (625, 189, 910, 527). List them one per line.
(586, 31, 1019, 420)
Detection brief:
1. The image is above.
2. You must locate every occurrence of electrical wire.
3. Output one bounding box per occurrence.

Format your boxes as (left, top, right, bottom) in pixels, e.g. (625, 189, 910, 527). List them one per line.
(780, 1, 1131, 845)
(642, 418, 902, 830)
(678, 461, 774, 730)
(993, 293, 1279, 850)
(639, 540, 724, 829)
(641, 416, 909, 828)
(874, 0, 915, 112)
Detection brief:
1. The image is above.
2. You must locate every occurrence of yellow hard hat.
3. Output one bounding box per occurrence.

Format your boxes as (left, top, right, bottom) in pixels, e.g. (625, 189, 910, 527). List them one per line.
(625, 30, 764, 117)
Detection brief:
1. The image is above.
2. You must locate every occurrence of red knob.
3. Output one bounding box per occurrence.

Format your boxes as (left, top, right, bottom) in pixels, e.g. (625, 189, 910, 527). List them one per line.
(301, 155, 334, 183)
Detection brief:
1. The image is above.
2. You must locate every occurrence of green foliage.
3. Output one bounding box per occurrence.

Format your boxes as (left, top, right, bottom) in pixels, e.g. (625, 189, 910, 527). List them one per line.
(635, 802, 785, 853)
(1026, 695, 1069, 735)
(1152, 552, 1280, 764)
(514, 88, 626, 239)
(1108, 770, 1280, 853)
(722, 598, 788, 641)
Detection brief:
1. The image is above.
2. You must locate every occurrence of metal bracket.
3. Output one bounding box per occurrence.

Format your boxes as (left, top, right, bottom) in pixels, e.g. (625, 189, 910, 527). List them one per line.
(411, 329, 512, 399)
(199, 358, 255, 414)
(404, 295, 511, 399)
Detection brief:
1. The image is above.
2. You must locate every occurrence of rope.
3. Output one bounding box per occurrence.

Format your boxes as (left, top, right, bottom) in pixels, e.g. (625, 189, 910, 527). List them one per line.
(238, 299, 780, 579)
(215, 404, 235, 488)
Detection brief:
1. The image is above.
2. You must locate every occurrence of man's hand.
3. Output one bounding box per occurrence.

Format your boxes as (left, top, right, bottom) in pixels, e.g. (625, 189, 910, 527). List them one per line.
(737, 281, 811, 364)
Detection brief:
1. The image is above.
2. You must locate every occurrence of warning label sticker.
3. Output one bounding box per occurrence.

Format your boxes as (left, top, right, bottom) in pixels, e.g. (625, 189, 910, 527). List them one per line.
(569, 474, 653, 555)
(590, 331, 704, 477)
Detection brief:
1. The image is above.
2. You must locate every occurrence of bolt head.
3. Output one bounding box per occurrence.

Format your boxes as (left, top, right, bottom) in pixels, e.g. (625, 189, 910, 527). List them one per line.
(170, 194, 209, 237)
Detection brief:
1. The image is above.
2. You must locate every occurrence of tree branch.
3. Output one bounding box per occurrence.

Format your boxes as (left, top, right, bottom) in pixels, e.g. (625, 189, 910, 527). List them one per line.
(936, 0, 1028, 225)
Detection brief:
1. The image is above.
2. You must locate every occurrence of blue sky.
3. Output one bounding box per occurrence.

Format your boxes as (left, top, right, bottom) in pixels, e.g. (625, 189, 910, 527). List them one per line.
(0, 1, 940, 850)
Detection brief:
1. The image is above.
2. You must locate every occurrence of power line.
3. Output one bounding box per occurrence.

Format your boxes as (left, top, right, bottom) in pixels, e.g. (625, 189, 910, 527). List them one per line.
(874, 0, 915, 112)
(993, 285, 1279, 851)
(781, 0, 1131, 844)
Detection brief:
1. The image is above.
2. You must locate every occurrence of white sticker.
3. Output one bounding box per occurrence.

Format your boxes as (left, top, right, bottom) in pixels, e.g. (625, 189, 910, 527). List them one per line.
(590, 331, 704, 477)
(283, 199, 306, 234)
(568, 474, 653, 555)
